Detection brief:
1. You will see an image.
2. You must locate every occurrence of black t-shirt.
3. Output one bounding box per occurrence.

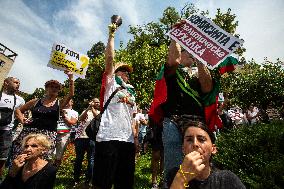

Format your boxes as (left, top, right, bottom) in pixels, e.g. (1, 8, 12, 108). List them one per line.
(162, 66, 204, 117)
(167, 167, 246, 189)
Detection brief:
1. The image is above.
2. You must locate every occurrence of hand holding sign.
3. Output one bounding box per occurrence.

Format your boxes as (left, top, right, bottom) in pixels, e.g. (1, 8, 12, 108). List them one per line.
(167, 14, 244, 69)
(64, 69, 73, 76)
(48, 43, 90, 78)
(171, 19, 187, 29)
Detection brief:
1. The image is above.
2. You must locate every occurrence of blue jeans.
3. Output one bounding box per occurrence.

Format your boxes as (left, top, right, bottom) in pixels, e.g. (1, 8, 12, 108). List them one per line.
(74, 138, 95, 183)
(162, 117, 183, 187)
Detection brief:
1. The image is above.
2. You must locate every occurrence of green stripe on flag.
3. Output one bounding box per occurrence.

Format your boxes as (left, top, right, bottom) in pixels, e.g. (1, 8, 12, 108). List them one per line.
(218, 56, 238, 68)
(202, 80, 220, 106)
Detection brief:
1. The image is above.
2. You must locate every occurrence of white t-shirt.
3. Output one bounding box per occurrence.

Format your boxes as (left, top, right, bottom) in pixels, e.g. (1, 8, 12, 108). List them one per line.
(135, 113, 148, 133)
(134, 113, 145, 122)
(0, 92, 25, 130)
(228, 109, 244, 125)
(96, 75, 136, 143)
(57, 108, 79, 133)
(75, 110, 95, 139)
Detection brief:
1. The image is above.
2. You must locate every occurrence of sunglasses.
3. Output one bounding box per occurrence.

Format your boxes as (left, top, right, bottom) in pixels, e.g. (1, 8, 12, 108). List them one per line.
(24, 144, 39, 148)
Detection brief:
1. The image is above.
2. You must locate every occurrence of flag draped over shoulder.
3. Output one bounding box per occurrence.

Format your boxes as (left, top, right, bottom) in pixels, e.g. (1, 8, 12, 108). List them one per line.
(148, 65, 222, 131)
(148, 66, 167, 125)
(218, 56, 238, 75)
(202, 81, 223, 131)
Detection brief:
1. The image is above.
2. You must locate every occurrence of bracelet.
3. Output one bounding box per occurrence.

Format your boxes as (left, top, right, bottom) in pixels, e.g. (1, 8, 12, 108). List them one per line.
(108, 23, 117, 37)
(179, 164, 195, 188)
(109, 33, 115, 38)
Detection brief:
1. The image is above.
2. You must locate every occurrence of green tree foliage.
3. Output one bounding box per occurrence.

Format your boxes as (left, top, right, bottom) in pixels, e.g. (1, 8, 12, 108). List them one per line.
(214, 121, 284, 189)
(73, 57, 105, 113)
(116, 43, 168, 108)
(159, 7, 180, 32)
(220, 59, 284, 109)
(23, 87, 45, 102)
(87, 41, 105, 59)
(213, 8, 246, 56)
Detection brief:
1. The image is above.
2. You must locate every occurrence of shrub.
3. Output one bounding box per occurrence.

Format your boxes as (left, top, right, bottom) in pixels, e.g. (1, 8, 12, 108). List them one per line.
(214, 121, 284, 189)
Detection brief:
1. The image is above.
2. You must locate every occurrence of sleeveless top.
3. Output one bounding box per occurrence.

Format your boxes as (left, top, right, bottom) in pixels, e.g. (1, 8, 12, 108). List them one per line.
(29, 99, 60, 131)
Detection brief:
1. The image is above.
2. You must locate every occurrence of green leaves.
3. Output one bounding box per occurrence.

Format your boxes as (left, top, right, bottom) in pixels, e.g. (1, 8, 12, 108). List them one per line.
(221, 60, 284, 109)
(214, 121, 284, 188)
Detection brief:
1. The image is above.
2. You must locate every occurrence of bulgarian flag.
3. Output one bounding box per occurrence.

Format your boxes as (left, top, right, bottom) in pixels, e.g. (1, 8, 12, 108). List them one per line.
(148, 66, 167, 125)
(218, 56, 239, 75)
(148, 65, 222, 131)
(202, 81, 223, 131)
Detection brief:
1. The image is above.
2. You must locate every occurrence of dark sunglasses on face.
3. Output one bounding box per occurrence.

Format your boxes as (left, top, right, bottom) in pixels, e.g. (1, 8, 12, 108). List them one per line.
(24, 144, 39, 148)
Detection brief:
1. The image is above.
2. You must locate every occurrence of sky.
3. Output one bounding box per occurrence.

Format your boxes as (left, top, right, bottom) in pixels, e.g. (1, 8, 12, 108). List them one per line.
(1, 0, 283, 93)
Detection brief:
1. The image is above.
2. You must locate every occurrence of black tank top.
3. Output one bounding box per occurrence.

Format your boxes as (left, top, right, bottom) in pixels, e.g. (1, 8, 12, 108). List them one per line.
(30, 99, 59, 131)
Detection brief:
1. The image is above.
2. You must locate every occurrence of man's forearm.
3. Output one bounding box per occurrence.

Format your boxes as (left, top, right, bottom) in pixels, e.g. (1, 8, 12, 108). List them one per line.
(197, 62, 212, 93)
(105, 30, 115, 75)
(167, 40, 181, 68)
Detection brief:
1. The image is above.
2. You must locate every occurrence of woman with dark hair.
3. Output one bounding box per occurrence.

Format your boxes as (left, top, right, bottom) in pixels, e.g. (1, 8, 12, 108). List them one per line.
(168, 120, 245, 189)
(13, 70, 74, 160)
(0, 133, 56, 189)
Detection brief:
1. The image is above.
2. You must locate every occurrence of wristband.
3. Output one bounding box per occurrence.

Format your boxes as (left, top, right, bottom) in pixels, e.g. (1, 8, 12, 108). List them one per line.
(179, 164, 195, 187)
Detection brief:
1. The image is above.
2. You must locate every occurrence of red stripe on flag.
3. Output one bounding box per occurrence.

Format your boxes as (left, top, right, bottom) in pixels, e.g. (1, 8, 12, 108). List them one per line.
(219, 65, 235, 75)
(148, 77, 167, 125)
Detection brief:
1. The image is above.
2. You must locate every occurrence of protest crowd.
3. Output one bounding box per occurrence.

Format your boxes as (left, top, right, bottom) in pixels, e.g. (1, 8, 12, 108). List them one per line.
(0, 13, 283, 189)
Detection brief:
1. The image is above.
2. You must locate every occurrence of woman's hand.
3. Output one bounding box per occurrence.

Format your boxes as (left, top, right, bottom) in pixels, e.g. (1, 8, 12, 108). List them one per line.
(180, 151, 205, 180)
(9, 154, 28, 177)
(64, 69, 73, 80)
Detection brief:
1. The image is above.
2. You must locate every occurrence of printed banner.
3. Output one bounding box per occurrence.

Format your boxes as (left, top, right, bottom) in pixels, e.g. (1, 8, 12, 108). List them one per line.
(167, 14, 244, 69)
(48, 43, 89, 78)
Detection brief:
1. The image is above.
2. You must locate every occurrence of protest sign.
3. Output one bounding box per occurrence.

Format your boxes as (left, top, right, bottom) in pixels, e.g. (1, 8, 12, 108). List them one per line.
(48, 43, 89, 78)
(167, 14, 244, 69)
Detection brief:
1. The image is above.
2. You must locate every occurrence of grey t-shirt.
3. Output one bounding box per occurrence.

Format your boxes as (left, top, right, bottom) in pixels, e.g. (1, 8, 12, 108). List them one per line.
(167, 167, 246, 189)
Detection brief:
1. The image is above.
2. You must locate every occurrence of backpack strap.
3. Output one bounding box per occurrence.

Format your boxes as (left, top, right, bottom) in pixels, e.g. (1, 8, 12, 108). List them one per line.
(11, 94, 16, 111)
(101, 87, 122, 115)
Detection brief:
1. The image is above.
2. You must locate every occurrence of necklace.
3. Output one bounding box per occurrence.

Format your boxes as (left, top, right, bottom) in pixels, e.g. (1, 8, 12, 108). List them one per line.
(43, 97, 57, 107)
